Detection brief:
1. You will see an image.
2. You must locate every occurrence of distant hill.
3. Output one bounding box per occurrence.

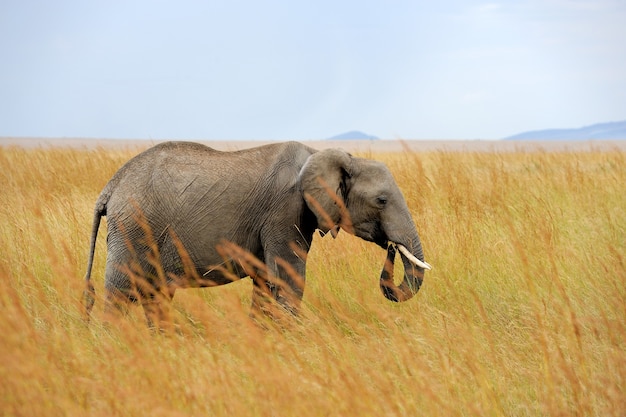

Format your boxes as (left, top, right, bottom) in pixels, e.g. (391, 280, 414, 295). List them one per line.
(328, 131, 379, 140)
(506, 120, 626, 140)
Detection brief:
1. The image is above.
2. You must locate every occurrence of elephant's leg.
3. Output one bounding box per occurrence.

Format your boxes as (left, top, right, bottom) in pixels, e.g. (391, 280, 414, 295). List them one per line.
(140, 286, 176, 331)
(103, 287, 134, 322)
(274, 272, 305, 316)
(250, 275, 278, 320)
(103, 256, 137, 322)
(265, 249, 307, 316)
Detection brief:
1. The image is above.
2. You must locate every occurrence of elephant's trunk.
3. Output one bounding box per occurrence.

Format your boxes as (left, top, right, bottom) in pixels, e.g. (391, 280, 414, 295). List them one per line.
(380, 238, 430, 302)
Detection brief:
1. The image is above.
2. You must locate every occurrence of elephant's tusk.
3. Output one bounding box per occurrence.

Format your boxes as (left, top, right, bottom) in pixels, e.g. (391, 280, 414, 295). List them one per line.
(397, 244, 432, 270)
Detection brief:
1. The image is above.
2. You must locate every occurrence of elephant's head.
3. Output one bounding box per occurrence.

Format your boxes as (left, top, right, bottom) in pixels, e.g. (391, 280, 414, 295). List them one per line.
(299, 149, 431, 302)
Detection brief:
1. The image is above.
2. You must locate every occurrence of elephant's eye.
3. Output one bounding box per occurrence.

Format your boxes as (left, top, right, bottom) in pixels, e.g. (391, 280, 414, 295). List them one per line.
(376, 196, 388, 206)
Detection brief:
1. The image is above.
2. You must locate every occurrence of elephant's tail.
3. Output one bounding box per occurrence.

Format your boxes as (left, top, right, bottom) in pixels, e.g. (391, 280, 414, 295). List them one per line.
(83, 201, 106, 322)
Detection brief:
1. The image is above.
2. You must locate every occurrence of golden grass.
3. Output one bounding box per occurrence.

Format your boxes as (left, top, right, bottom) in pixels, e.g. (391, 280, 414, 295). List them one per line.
(0, 144, 624, 416)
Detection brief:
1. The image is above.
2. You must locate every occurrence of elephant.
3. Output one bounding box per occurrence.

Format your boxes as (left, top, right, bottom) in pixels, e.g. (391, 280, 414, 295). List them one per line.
(83, 141, 431, 326)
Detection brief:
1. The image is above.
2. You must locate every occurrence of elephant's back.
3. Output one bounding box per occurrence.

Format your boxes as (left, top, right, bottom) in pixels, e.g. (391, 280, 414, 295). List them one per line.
(99, 140, 314, 220)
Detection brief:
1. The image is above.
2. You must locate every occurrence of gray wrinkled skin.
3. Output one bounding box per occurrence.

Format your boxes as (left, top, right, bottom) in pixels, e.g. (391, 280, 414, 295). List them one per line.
(83, 141, 428, 326)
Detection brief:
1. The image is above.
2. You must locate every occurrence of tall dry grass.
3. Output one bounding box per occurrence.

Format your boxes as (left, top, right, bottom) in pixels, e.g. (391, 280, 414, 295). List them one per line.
(0, 144, 624, 416)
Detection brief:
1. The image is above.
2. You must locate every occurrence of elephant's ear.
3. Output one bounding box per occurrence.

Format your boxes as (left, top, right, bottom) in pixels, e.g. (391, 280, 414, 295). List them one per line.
(299, 149, 353, 235)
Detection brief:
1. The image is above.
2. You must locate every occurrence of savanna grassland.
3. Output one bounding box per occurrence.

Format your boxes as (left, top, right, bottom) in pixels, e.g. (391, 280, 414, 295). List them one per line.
(0, 143, 624, 416)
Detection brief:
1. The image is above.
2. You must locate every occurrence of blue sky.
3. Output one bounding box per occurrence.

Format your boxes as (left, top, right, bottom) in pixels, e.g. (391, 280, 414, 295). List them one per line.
(1, 0, 625, 140)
